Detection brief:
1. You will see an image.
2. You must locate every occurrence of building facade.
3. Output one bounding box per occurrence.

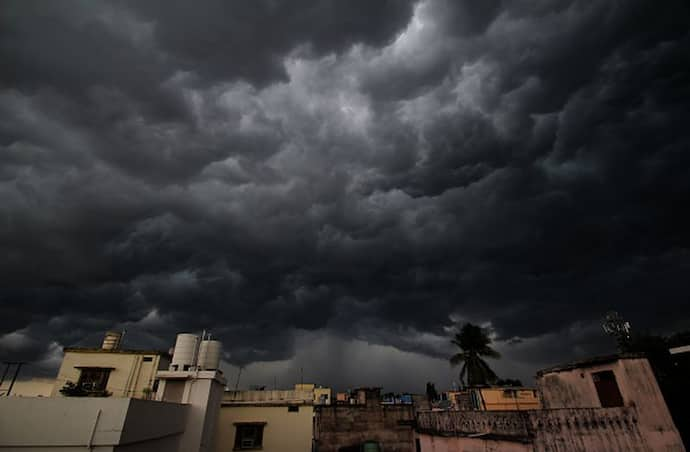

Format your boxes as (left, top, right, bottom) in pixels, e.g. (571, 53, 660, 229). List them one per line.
(416, 354, 685, 452)
(315, 387, 416, 452)
(0, 331, 225, 452)
(214, 385, 328, 452)
(52, 346, 170, 399)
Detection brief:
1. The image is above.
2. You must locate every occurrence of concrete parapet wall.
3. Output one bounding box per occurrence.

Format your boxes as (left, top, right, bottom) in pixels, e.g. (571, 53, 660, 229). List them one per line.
(0, 397, 187, 450)
(417, 410, 530, 440)
(416, 407, 654, 452)
(223, 389, 314, 403)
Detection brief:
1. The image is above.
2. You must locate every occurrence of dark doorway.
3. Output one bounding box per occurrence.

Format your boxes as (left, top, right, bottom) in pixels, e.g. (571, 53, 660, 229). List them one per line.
(592, 370, 624, 407)
(338, 446, 360, 452)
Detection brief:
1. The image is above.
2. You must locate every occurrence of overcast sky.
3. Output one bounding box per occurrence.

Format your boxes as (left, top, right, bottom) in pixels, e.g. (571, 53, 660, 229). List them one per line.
(1, 0, 689, 391)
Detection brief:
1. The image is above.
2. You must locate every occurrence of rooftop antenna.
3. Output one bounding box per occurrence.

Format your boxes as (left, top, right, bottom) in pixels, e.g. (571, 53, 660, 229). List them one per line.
(234, 366, 243, 391)
(602, 311, 632, 352)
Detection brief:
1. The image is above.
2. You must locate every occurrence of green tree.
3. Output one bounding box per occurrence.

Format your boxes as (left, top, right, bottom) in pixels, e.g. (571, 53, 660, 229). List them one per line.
(450, 323, 501, 387)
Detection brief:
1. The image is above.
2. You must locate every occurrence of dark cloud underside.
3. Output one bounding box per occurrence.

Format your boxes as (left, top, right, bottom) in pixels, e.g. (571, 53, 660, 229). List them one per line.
(1, 0, 689, 387)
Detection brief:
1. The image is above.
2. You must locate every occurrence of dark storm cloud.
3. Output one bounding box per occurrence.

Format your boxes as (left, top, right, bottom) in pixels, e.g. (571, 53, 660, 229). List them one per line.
(122, 0, 416, 86)
(1, 0, 690, 387)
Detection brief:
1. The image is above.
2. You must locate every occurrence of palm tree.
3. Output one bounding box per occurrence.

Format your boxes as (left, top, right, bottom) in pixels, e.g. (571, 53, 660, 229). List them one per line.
(450, 323, 501, 387)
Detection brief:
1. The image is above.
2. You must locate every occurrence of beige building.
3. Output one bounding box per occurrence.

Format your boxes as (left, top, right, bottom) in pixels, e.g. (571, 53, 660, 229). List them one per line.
(51, 330, 169, 399)
(295, 383, 333, 405)
(0, 331, 227, 452)
(52, 346, 170, 399)
(214, 384, 331, 452)
(444, 387, 541, 411)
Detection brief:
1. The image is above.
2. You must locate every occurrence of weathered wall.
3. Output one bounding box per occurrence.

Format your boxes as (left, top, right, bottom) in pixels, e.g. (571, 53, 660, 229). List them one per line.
(416, 407, 651, 452)
(417, 410, 531, 439)
(416, 434, 530, 452)
(538, 357, 685, 451)
(528, 407, 649, 452)
(214, 404, 314, 452)
(315, 404, 415, 452)
(416, 357, 685, 452)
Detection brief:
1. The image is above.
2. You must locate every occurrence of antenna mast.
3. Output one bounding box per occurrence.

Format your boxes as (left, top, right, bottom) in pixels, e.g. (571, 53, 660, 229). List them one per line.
(602, 311, 632, 352)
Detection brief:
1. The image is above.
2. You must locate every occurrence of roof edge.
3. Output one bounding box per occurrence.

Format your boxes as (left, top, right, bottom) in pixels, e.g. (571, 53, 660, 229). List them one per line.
(536, 352, 647, 377)
(63, 347, 170, 356)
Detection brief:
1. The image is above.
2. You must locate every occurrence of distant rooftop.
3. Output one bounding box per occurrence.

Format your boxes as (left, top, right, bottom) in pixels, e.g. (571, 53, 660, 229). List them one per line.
(63, 347, 170, 356)
(536, 352, 646, 377)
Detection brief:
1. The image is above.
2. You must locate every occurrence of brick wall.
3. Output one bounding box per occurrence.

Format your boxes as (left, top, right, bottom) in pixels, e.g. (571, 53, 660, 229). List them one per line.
(315, 404, 415, 452)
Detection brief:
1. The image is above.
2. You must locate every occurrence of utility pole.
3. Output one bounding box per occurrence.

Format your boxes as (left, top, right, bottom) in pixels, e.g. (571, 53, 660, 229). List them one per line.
(6, 363, 23, 396)
(1, 362, 25, 396)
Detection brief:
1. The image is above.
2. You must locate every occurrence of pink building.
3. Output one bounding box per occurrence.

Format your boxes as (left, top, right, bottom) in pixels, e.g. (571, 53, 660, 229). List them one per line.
(416, 354, 685, 451)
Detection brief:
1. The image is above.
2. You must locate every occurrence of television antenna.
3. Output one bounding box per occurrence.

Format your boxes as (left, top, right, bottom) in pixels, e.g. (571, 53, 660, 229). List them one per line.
(602, 311, 631, 352)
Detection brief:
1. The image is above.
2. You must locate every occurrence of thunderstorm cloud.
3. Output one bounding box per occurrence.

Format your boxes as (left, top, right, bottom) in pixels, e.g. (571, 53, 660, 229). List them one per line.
(1, 0, 689, 389)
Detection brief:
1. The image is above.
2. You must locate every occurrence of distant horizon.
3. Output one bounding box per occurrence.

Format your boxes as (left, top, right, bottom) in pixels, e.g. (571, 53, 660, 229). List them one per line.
(10, 322, 685, 395)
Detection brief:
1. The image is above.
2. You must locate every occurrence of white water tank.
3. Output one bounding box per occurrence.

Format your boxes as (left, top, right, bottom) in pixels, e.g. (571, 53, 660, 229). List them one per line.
(171, 333, 200, 370)
(102, 331, 122, 350)
(197, 340, 222, 370)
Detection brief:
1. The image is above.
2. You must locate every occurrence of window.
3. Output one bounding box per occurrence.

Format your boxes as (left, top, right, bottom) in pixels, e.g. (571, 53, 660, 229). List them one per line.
(288, 405, 299, 412)
(234, 423, 265, 450)
(592, 370, 624, 407)
(77, 367, 111, 393)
